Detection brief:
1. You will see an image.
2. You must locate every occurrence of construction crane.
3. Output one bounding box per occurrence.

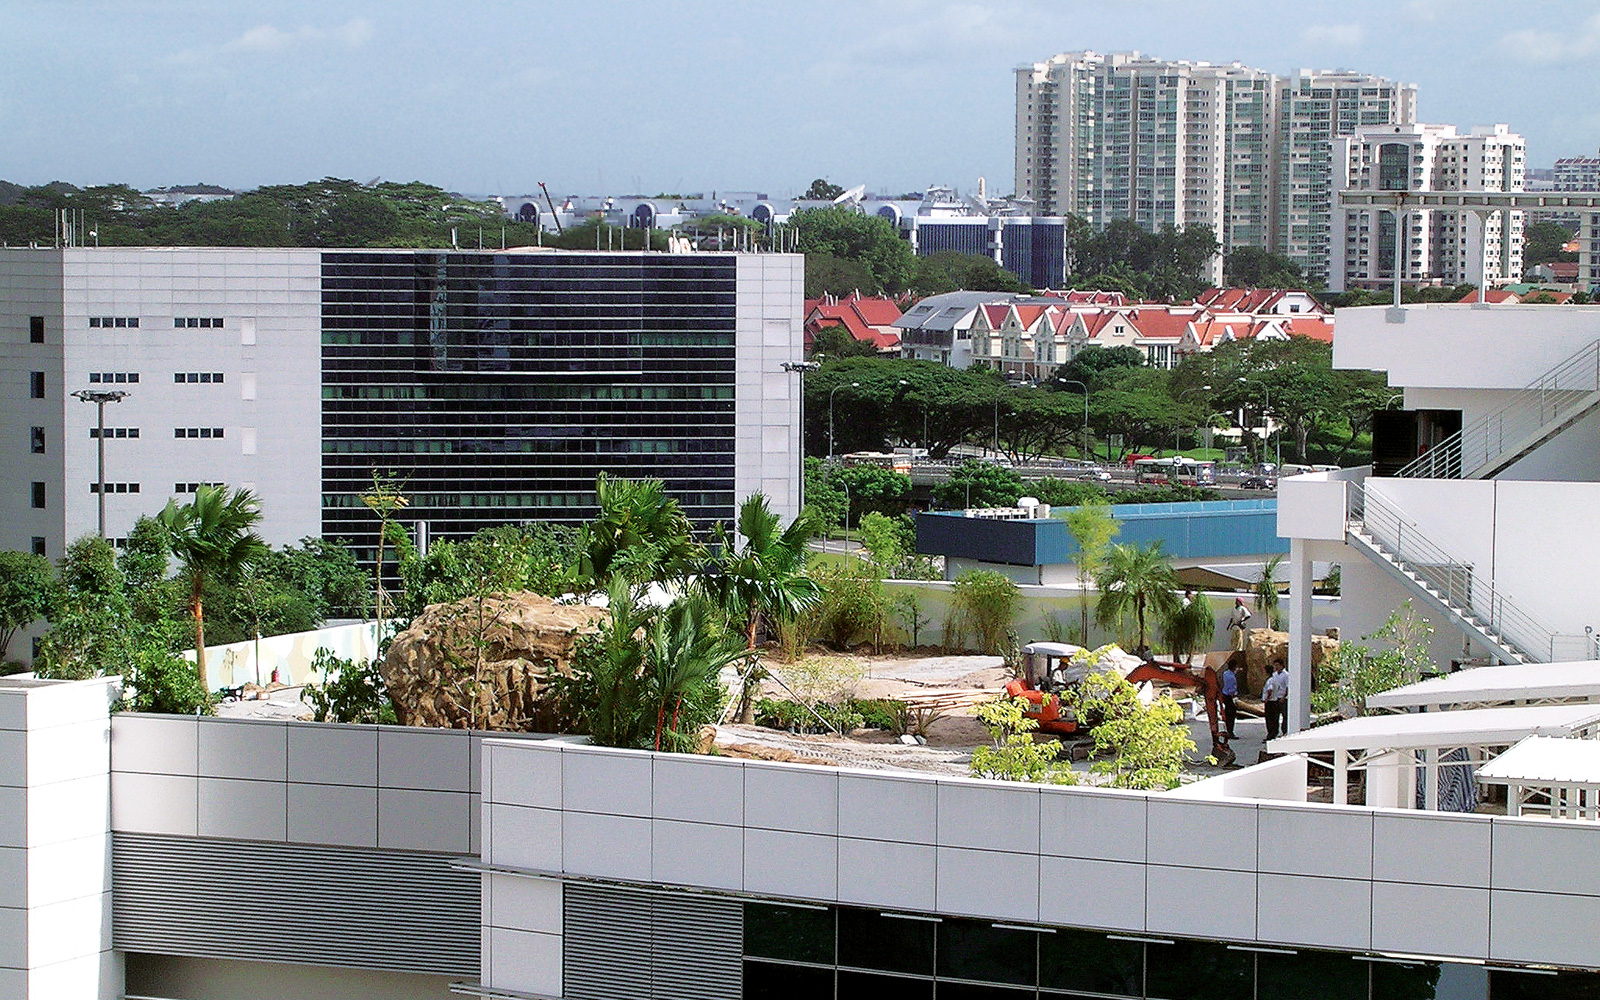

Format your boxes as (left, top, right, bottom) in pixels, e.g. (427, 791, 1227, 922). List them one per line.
(538, 182, 563, 234)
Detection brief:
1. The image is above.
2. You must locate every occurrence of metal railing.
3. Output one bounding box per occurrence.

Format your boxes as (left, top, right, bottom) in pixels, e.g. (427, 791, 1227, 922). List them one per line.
(1347, 482, 1576, 662)
(1397, 339, 1600, 480)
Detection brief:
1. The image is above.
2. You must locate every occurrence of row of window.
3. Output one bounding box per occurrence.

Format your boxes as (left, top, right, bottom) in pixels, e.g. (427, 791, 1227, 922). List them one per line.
(175, 372, 225, 383)
(176, 317, 225, 328)
(89, 428, 140, 438)
(175, 482, 224, 494)
(741, 902, 1593, 1000)
(174, 427, 225, 438)
(88, 317, 140, 328)
(89, 372, 141, 384)
(88, 483, 141, 494)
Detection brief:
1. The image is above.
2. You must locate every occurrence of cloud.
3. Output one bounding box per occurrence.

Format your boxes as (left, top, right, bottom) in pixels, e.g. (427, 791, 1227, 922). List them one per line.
(1300, 23, 1363, 48)
(1502, 13, 1600, 63)
(171, 17, 373, 63)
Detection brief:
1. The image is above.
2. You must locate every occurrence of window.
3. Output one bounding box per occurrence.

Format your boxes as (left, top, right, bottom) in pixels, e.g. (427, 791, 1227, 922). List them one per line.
(31, 482, 45, 508)
(175, 317, 225, 328)
(88, 372, 139, 384)
(174, 481, 224, 494)
(745, 904, 834, 965)
(89, 483, 140, 494)
(29, 316, 44, 343)
(89, 317, 139, 328)
(30, 371, 44, 398)
(1039, 929, 1143, 997)
(89, 428, 139, 439)
(174, 427, 225, 439)
(30, 427, 44, 454)
(174, 372, 225, 383)
(838, 910, 935, 977)
(30, 537, 45, 558)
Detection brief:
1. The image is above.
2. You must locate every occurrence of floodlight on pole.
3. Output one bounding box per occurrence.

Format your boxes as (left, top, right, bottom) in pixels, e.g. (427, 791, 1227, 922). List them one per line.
(72, 388, 128, 539)
(781, 361, 821, 509)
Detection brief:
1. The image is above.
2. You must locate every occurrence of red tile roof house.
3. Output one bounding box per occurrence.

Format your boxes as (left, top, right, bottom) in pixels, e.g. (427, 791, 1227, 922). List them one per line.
(803, 293, 904, 352)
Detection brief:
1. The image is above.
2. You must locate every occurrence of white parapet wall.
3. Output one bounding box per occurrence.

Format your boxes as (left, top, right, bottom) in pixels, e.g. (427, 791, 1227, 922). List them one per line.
(182, 621, 381, 689)
(0, 676, 122, 1000)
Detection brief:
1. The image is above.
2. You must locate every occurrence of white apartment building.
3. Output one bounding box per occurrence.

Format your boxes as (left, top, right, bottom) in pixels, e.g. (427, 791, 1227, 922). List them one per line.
(1274, 70, 1418, 283)
(1015, 56, 1416, 283)
(1330, 124, 1526, 292)
(0, 246, 803, 565)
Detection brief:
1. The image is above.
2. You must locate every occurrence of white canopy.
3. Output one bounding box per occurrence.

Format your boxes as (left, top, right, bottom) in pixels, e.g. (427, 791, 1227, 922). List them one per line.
(1477, 735, 1600, 787)
(1268, 704, 1600, 755)
(1366, 660, 1600, 711)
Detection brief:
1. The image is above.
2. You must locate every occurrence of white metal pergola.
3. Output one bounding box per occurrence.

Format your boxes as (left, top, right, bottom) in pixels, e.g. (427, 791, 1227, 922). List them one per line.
(1477, 736, 1600, 820)
(1366, 661, 1600, 712)
(1266, 705, 1600, 810)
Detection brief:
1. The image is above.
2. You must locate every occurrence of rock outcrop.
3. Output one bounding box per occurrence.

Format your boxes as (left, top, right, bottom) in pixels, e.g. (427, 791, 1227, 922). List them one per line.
(1241, 628, 1340, 696)
(382, 593, 607, 730)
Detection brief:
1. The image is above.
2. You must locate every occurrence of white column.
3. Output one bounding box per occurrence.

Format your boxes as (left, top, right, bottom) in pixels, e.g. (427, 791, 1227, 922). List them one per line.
(1287, 536, 1314, 734)
(1425, 747, 1440, 811)
(0, 677, 122, 1000)
(1333, 748, 1349, 806)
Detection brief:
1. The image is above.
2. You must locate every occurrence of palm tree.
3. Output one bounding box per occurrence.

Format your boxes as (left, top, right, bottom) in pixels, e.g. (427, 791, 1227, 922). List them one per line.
(570, 473, 701, 592)
(157, 485, 269, 693)
(1254, 553, 1284, 630)
(700, 494, 821, 722)
(644, 597, 746, 751)
(1094, 541, 1182, 652)
(1160, 590, 1215, 665)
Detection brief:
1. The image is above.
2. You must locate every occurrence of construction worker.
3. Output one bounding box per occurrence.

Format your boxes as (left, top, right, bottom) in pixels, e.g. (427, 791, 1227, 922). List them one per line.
(1227, 597, 1252, 652)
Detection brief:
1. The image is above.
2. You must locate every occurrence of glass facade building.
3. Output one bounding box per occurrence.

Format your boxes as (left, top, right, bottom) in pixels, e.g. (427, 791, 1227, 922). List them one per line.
(319, 251, 743, 555)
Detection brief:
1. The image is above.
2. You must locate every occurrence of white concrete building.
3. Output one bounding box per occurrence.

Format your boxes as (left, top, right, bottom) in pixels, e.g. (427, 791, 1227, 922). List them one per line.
(1330, 124, 1526, 292)
(1278, 304, 1600, 736)
(0, 247, 802, 573)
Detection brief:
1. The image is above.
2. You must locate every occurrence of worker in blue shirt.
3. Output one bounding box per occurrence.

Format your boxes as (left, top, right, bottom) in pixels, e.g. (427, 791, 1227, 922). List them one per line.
(1219, 659, 1240, 740)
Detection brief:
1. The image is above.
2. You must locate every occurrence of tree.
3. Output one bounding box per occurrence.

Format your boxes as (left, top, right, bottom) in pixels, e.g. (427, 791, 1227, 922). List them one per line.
(856, 511, 906, 570)
(570, 474, 701, 592)
(1094, 542, 1181, 651)
(804, 252, 879, 300)
(1063, 499, 1120, 643)
(1225, 247, 1307, 288)
(699, 494, 821, 722)
(950, 570, 1021, 656)
(1313, 601, 1433, 716)
(933, 460, 1023, 509)
(1072, 669, 1195, 789)
(156, 486, 270, 693)
(910, 252, 1028, 296)
(266, 536, 370, 620)
(359, 472, 409, 632)
(811, 325, 882, 359)
(39, 536, 132, 679)
(1524, 221, 1577, 269)
(802, 178, 846, 201)
(1161, 591, 1215, 664)
(969, 696, 1078, 784)
(1254, 554, 1284, 631)
(1049, 344, 1146, 391)
(790, 207, 916, 295)
(0, 551, 54, 662)
(643, 597, 744, 750)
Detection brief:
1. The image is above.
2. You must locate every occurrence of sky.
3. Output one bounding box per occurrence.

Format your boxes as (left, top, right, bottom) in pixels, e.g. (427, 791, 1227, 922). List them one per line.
(4, 0, 1600, 199)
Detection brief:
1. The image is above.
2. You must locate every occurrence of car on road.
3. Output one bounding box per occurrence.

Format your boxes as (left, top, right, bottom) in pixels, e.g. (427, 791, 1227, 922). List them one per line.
(1238, 473, 1276, 490)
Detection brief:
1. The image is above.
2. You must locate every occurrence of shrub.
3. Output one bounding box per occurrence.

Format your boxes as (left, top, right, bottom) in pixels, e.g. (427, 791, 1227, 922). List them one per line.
(782, 655, 865, 704)
(950, 570, 1021, 655)
(811, 562, 889, 649)
(754, 698, 864, 734)
(850, 698, 911, 734)
(969, 696, 1076, 784)
(304, 648, 397, 725)
(1071, 670, 1194, 789)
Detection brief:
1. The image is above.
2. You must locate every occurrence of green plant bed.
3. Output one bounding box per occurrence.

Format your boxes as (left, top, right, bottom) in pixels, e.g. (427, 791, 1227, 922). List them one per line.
(754, 697, 865, 734)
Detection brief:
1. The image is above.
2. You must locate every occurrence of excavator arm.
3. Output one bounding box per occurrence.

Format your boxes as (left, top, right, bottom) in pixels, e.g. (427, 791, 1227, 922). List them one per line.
(1124, 661, 1234, 765)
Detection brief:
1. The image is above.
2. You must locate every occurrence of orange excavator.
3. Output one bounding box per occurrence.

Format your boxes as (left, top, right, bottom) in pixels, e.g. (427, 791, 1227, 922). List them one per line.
(1003, 643, 1238, 765)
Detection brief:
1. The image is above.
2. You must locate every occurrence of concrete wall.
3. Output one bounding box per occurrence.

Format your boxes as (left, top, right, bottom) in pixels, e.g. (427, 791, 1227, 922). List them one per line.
(123, 955, 455, 1000)
(735, 254, 804, 522)
(481, 739, 1600, 984)
(1336, 303, 1600, 391)
(0, 251, 66, 562)
(182, 620, 380, 689)
(0, 677, 121, 1000)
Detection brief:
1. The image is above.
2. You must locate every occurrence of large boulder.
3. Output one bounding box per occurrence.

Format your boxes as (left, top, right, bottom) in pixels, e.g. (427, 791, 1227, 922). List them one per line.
(1242, 628, 1339, 696)
(382, 592, 607, 730)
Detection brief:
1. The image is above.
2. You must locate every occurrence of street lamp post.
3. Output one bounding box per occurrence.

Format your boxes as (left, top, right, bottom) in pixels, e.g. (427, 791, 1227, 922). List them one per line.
(72, 389, 128, 538)
(1237, 377, 1274, 468)
(1058, 379, 1090, 461)
(828, 381, 858, 462)
(782, 360, 820, 509)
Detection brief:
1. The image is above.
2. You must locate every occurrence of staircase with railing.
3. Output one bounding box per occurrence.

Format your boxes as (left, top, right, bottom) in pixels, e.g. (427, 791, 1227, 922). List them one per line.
(1346, 482, 1593, 663)
(1396, 339, 1600, 480)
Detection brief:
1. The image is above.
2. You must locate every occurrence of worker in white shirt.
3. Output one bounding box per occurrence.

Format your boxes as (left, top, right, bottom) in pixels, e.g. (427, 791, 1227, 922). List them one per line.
(1227, 597, 1252, 651)
(1262, 661, 1289, 740)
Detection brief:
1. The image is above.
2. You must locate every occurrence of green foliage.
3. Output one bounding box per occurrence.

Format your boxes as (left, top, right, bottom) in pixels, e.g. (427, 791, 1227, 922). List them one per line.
(910, 251, 1028, 296)
(39, 536, 132, 679)
(802, 178, 846, 201)
(264, 537, 370, 620)
(804, 459, 912, 533)
(1116, 485, 1224, 505)
(1033, 478, 1110, 508)
(1313, 601, 1434, 717)
(970, 696, 1077, 784)
(0, 550, 54, 661)
(1050, 344, 1146, 391)
(1067, 221, 1219, 301)
(119, 516, 170, 590)
(1254, 554, 1284, 631)
(851, 697, 912, 734)
(550, 217, 668, 251)
(950, 570, 1022, 656)
(397, 522, 579, 612)
(1094, 542, 1181, 650)
(123, 618, 211, 716)
(1072, 671, 1194, 789)
(303, 648, 397, 724)
(754, 697, 865, 734)
(856, 511, 906, 569)
(811, 324, 883, 359)
(1524, 220, 1577, 268)
(570, 473, 701, 592)
(803, 357, 1005, 460)
(1161, 592, 1216, 664)
(557, 581, 652, 747)
(157, 485, 270, 691)
(808, 560, 890, 650)
(1225, 247, 1308, 289)
(791, 207, 916, 296)
(1064, 498, 1121, 643)
(642, 597, 744, 751)
(933, 460, 1023, 509)
(891, 591, 930, 649)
